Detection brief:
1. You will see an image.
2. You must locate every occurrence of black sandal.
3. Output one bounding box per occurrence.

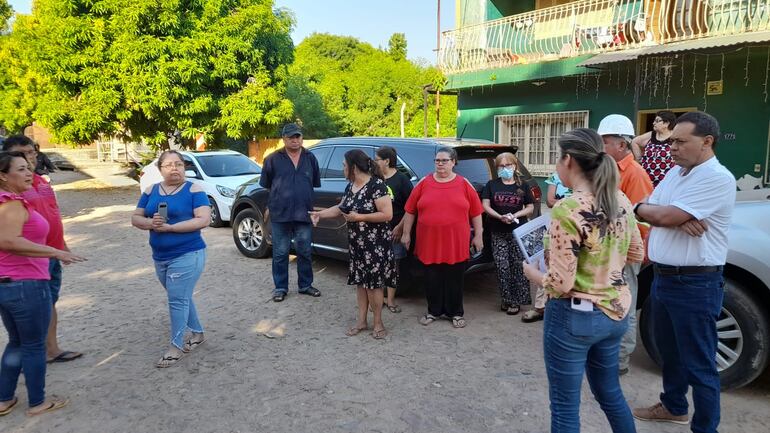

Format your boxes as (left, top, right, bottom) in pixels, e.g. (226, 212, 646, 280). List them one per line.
(273, 293, 286, 302)
(155, 354, 182, 368)
(506, 305, 521, 315)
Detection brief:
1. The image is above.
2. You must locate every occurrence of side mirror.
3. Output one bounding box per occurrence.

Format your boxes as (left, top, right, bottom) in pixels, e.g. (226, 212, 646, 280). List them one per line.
(185, 170, 197, 178)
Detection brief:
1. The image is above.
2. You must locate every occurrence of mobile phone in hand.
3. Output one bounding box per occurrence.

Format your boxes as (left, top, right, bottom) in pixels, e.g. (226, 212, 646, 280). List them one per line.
(158, 202, 168, 222)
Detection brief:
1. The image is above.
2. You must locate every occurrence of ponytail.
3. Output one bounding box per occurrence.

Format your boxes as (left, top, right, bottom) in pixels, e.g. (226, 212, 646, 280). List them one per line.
(344, 149, 382, 181)
(558, 128, 620, 219)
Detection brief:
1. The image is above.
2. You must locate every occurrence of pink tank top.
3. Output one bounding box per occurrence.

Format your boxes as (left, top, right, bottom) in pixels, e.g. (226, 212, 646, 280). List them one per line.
(0, 191, 50, 280)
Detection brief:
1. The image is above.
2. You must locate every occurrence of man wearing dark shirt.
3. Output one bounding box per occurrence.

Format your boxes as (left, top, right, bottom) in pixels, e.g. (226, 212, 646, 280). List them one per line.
(259, 124, 322, 302)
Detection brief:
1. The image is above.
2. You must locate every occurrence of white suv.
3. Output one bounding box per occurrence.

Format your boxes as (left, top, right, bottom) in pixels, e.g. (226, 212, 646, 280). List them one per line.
(139, 150, 261, 227)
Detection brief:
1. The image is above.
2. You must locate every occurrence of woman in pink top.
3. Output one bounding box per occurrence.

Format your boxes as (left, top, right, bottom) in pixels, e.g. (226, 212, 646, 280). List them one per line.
(0, 151, 84, 417)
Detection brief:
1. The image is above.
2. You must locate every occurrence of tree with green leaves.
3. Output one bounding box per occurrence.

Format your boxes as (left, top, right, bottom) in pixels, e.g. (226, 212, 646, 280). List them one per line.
(2, 0, 295, 148)
(388, 33, 407, 62)
(287, 33, 456, 139)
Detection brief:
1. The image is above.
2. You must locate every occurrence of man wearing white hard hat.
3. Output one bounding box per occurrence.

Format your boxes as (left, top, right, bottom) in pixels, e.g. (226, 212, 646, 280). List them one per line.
(598, 114, 653, 375)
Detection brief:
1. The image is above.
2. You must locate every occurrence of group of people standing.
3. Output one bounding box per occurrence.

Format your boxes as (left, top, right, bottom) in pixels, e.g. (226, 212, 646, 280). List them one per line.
(0, 136, 86, 417)
(525, 110, 733, 433)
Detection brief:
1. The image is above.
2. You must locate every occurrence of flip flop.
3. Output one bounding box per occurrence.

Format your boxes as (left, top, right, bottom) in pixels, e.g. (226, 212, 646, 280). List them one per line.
(345, 326, 367, 336)
(0, 397, 18, 416)
(182, 338, 206, 353)
(155, 354, 182, 368)
(419, 314, 437, 326)
(452, 316, 467, 328)
(26, 397, 69, 416)
(371, 328, 388, 339)
(47, 351, 83, 363)
(385, 304, 402, 313)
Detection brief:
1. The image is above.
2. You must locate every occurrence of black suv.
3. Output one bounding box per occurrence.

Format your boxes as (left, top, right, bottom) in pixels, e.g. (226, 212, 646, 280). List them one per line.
(231, 137, 542, 272)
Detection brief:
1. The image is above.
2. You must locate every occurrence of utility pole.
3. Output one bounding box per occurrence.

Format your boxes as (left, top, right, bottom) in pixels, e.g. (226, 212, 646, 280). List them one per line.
(436, 0, 441, 137)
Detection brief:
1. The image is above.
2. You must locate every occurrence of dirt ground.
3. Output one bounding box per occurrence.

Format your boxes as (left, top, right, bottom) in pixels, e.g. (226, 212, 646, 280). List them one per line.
(2, 171, 769, 433)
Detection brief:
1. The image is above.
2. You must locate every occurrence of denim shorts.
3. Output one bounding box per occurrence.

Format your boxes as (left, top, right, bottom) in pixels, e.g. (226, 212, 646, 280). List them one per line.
(392, 240, 407, 260)
(48, 259, 63, 304)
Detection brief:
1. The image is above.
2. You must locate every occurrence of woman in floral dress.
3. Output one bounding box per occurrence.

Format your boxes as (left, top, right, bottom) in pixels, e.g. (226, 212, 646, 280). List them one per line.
(310, 149, 395, 339)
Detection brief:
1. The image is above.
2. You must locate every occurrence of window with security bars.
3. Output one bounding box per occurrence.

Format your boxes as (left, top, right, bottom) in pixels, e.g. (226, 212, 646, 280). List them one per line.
(496, 111, 589, 177)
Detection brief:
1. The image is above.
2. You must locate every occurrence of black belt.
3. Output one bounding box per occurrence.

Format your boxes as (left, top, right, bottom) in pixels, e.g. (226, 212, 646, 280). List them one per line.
(653, 264, 723, 275)
(0, 276, 12, 284)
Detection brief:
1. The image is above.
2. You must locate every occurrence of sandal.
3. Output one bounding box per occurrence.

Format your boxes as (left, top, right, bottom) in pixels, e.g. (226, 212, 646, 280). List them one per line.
(385, 304, 401, 313)
(155, 353, 182, 368)
(419, 314, 437, 326)
(0, 397, 18, 416)
(452, 316, 467, 328)
(506, 305, 521, 315)
(182, 336, 206, 353)
(345, 326, 367, 336)
(272, 293, 286, 302)
(501, 302, 510, 312)
(371, 328, 388, 339)
(522, 309, 544, 323)
(26, 396, 69, 416)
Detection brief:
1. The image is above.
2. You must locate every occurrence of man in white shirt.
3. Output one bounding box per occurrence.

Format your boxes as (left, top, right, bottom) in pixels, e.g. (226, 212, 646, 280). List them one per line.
(632, 111, 735, 433)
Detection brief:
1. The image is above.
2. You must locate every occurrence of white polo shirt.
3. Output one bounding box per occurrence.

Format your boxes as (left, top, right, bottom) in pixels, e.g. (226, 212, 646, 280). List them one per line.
(647, 156, 736, 266)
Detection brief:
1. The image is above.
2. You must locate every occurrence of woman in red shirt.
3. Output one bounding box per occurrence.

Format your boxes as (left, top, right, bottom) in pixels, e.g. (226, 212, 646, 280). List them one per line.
(401, 147, 484, 328)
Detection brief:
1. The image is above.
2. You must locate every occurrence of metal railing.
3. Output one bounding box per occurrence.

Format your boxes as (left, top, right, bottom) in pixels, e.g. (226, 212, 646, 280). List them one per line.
(439, 0, 770, 74)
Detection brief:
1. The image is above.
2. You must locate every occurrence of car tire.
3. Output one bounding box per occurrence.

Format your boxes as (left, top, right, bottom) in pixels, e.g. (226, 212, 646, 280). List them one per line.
(640, 276, 770, 390)
(232, 207, 270, 258)
(209, 196, 225, 228)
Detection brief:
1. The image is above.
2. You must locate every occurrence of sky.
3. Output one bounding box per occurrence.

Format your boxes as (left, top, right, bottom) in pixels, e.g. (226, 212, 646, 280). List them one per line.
(8, 0, 456, 64)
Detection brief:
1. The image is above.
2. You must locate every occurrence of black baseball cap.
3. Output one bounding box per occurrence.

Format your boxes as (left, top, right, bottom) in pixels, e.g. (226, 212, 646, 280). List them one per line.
(281, 123, 302, 137)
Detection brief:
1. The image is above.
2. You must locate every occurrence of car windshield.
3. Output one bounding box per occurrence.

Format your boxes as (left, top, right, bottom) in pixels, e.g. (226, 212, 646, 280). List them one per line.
(195, 154, 261, 177)
(454, 157, 494, 189)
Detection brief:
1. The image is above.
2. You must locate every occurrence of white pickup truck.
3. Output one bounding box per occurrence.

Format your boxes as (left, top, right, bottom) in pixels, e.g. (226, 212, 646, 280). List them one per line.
(638, 189, 770, 390)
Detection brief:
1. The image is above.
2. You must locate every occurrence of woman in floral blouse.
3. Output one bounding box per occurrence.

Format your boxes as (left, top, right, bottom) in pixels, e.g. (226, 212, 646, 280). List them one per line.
(523, 128, 644, 433)
(310, 150, 395, 340)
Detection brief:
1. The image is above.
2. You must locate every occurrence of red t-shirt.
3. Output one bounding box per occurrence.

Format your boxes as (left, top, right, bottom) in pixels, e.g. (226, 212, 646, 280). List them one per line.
(404, 175, 484, 265)
(21, 174, 65, 250)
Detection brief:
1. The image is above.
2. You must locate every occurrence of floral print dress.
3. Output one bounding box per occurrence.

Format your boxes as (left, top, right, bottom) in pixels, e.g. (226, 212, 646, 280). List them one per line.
(341, 177, 397, 290)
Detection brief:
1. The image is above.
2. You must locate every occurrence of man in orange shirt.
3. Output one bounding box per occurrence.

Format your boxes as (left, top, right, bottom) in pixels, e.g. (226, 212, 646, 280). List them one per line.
(599, 114, 654, 375)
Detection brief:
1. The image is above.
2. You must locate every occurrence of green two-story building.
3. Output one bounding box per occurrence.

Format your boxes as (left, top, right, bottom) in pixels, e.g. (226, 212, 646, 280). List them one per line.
(442, 0, 770, 191)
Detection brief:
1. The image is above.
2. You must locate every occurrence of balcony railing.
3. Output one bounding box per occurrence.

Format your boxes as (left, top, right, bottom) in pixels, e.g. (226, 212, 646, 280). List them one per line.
(439, 0, 770, 74)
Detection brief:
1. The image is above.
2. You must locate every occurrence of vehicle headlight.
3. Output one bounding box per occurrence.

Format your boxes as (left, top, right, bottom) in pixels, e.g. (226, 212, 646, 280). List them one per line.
(216, 185, 236, 198)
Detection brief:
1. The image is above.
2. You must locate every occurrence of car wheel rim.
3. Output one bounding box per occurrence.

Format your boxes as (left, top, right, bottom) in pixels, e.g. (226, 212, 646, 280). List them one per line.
(715, 307, 743, 372)
(237, 217, 263, 251)
(210, 202, 218, 221)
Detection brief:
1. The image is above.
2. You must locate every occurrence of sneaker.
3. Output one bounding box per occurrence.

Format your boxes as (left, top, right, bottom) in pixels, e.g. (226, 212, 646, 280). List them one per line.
(633, 402, 689, 425)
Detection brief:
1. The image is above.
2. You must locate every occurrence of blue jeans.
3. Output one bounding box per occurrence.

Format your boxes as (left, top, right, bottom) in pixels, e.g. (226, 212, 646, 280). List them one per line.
(48, 259, 63, 304)
(651, 270, 724, 433)
(543, 299, 636, 433)
(154, 249, 206, 350)
(271, 221, 314, 296)
(0, 280, 52, 407)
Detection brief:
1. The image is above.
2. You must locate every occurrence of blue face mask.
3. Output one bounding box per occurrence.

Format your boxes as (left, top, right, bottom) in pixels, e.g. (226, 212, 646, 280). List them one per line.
(498, 167, 514, 180)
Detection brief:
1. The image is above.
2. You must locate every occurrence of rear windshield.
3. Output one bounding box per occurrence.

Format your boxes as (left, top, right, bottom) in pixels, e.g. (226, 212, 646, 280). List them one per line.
(195, 154, 261, 178)
(454, 147, 529, 190)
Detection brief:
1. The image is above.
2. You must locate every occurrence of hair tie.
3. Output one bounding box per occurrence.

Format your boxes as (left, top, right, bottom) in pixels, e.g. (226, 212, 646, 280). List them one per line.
(596, 151, 606, 162)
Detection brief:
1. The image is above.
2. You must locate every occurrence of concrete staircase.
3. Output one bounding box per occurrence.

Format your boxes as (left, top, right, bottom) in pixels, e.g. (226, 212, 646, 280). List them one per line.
(45, 147, 138, 187)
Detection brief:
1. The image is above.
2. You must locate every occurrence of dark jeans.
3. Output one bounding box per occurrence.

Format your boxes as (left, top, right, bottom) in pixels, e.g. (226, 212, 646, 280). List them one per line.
(651, 270, 724, 433)
(423, 261, 466, 317)
(543, 299, 636, 433)
(0, 279, 52, 407)
(271, 221, 314, 296)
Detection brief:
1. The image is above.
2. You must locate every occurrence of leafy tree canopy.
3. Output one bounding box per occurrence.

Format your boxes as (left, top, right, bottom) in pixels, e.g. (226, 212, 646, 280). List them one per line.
(1, 0, 295, 148)
(287, 33, 456, 139)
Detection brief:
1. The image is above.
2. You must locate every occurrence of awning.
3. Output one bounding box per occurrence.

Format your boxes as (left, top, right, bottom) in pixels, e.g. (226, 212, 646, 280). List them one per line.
(576, 32, 770, 67)
(576, 48, 647, 67)
(640, 32, 770, 55)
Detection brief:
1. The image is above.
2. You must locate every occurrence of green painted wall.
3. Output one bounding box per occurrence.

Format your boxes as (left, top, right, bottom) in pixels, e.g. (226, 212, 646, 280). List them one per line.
(456, 47, 770, 185)
(487, 0, 535, 20)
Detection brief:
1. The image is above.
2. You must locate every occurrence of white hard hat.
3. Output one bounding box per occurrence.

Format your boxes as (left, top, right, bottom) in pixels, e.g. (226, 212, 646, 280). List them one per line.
(597, 114, 635, 137)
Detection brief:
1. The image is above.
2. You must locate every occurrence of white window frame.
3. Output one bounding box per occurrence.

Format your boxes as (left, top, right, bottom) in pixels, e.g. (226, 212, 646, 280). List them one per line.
(495, 110, 589, 177)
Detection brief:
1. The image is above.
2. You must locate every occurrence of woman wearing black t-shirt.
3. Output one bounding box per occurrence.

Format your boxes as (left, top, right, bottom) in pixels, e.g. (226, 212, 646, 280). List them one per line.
(375, 146, 413, 313)
(481, 153, 534, 315)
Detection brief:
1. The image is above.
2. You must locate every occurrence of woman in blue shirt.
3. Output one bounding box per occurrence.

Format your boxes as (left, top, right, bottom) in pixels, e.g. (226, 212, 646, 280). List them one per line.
(131, 151, 211, 368)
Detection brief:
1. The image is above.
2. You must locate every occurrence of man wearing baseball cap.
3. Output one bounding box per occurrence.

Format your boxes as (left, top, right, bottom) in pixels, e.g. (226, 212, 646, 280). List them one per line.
(259, 123, 322, 302)
(598, 114, 653, 375)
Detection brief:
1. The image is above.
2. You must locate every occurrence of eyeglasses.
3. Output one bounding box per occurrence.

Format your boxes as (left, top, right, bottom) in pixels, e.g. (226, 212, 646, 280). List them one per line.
(160, 162, 185, 169)
(434, 158, 452, 165)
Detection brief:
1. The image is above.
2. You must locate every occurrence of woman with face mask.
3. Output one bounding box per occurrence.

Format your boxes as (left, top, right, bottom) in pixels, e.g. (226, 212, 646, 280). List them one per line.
(481, 152, 535, 315)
